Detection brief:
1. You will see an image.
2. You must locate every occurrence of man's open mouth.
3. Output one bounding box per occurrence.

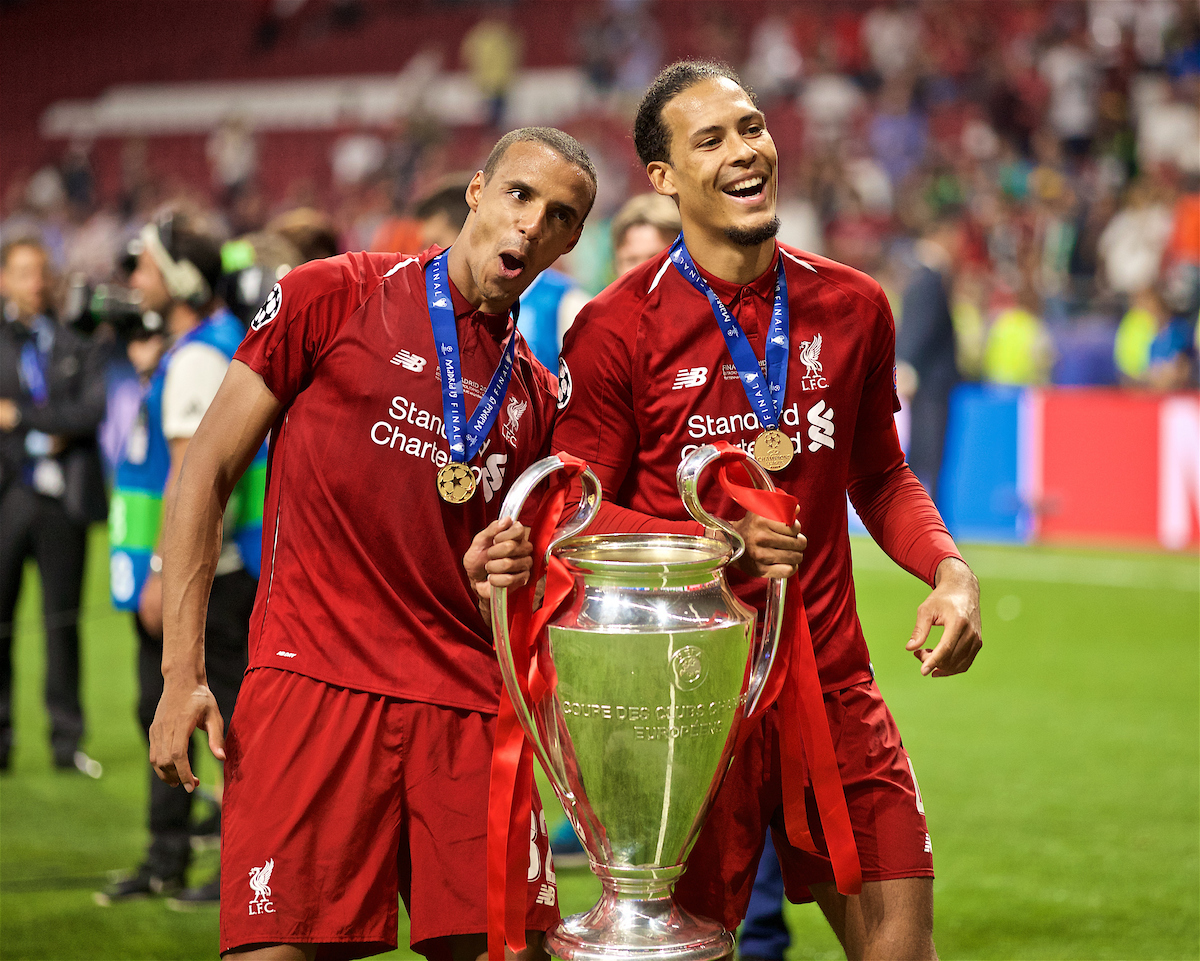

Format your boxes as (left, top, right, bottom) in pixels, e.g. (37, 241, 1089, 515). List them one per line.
(499, 252, 526, 279)
(724, 175, 767, 200)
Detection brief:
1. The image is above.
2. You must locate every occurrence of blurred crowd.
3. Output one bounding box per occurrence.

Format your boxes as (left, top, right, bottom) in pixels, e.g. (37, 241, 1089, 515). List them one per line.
(3, 0, 1199, 395)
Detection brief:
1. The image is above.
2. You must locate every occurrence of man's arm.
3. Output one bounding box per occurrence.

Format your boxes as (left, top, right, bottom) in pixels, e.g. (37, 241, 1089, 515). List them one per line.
(849, 445, 982, 678)
(148, 360, 280, 791)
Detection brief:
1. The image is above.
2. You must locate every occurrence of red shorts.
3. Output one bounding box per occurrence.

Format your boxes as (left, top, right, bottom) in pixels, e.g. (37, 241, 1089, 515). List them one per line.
(674, 680, 933, 931)
(219, 668, 560, 960)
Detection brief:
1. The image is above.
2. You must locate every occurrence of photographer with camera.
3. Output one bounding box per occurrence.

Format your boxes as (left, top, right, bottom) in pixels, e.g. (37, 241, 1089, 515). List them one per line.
(99, 214, 264, 907)
(0, 237, 108, 775)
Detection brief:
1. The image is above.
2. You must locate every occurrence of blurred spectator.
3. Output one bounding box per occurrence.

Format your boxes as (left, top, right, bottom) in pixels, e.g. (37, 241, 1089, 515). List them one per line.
(862, 1, 922, 84)
(268, 207, 339, 263)
(897, 213, 965, 501)
(799, 55, 864, 148)
(744, 14, 803, 104)
(983, 286, 1055, 385)
(219, 231, 303, 329)
(413, 176, 473, 251)
(100, 214, 260, 906)
(1136, 74, 1200, 177)
(0, 238, 108, 775)
(206, 117, 258, 205)
(461, 16, 523, 128)
(610, 192, 680, 277)
(869, 77, 928, 186)
(1097, 178, 1174, 295)
(1038, 17, 1100, 158)
(1115, 286, 1168, 383)
(518, 264, 589, 371)
(1146, 260, 1200, 389)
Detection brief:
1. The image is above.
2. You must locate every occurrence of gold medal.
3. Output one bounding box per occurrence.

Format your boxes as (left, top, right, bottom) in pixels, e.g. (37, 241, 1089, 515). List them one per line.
(437, 463, 477, 503)
(752, 429, 794, 472)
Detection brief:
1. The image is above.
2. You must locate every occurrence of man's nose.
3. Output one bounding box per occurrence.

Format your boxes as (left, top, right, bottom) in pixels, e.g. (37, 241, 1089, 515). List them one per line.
(731, 135, 757, 164)
(517, 206, 548, 240)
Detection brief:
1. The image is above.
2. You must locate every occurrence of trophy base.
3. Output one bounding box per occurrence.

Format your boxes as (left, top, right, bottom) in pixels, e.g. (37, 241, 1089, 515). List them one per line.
(546, 893, 734, 961)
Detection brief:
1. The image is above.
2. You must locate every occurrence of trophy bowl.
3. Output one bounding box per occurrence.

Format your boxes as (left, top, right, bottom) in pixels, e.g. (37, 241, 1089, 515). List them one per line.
(493, 446, 784, 961)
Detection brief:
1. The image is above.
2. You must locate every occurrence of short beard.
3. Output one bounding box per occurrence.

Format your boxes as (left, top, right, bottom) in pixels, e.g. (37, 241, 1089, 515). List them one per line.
(724, 216, 781, 247)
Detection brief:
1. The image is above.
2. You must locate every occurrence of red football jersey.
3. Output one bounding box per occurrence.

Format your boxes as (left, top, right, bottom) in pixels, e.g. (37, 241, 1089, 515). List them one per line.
(553, 242, 955, 693)
(235, 248, 558, 711)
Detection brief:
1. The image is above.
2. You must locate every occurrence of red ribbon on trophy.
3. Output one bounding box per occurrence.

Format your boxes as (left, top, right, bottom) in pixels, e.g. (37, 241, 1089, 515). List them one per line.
(708, 442, 862, 897)
(486, 453, 587, 961)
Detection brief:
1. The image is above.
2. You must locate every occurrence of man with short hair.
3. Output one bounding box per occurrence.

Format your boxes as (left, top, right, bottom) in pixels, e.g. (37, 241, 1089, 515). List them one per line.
(414, 176, 475, 251)
(610, 192, 682, 277)
(0, 237, 107, 773)
(99, 214, 262, 906)
(550, 62, 982, 960)
(149, 127, 597, 960)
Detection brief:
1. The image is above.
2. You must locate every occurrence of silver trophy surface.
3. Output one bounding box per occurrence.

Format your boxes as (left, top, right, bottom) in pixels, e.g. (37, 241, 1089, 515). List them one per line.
(492, 445, 785, 961)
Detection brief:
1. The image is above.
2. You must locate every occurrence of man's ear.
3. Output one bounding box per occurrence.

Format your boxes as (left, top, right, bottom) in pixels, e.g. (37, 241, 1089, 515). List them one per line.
(647, 161, 677, 199)
(465, 171, 485, 212)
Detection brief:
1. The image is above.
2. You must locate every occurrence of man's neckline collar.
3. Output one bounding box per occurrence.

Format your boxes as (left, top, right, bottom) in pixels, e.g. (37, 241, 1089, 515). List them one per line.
(691, 244, 781, 302)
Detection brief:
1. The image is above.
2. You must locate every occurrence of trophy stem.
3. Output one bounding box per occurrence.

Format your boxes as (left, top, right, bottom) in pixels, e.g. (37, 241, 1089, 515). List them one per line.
(546, 877, 734, 961)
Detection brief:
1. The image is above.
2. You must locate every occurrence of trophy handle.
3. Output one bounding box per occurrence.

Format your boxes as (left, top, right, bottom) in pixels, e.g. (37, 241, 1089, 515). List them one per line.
(676, 444, 786, 718)
(491, 455, 602, 798)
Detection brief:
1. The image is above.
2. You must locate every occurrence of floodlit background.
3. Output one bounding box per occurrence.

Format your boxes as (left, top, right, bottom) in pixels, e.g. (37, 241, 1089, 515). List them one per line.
(0, 1, 1197, 959)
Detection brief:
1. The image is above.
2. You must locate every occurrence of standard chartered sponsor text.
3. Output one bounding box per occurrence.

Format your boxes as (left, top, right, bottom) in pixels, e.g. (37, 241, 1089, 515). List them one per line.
(370, 393, 489, 468)
(679, 401, 808, 460)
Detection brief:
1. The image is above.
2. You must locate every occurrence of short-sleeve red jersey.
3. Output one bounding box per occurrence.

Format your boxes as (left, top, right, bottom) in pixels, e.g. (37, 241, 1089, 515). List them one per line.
(234, 248, 558, 712)
(553, 242, 956, 693)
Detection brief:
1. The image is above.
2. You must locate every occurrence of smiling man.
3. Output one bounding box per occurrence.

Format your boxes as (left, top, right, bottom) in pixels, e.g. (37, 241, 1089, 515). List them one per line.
(148, 127, 596, 961)
(549, 63, 982, 960)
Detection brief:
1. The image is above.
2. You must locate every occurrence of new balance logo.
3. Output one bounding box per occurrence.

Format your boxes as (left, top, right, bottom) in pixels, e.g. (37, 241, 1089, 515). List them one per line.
(923, 834, 933, 854)
(807, 400, 835, 451)
(672, 367, 708, 390)
(535, 883, 557, 906)
(275, 651, 297, 658)
(391, 350, 426, 372)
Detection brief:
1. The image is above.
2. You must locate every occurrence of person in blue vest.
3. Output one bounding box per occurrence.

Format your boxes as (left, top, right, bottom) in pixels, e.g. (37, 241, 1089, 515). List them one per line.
(516, 262, 589, 370)
(98, 214, 264, 908)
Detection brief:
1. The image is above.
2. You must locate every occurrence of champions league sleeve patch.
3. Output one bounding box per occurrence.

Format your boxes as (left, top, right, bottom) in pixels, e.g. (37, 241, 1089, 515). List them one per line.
(252, 283, 283, 331)
(557, 357, 573, 410)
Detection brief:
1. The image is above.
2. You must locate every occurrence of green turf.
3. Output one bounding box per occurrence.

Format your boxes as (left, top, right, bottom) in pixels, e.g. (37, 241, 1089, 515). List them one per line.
(1, 530, 1196, 960)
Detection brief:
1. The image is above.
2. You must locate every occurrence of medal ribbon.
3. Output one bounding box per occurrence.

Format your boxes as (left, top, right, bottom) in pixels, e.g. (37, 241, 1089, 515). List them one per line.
(426, 250, 517, 465)
(707, 441, 862, 897)
(669, 236, 790, 432)
(487, 453, 588, 961)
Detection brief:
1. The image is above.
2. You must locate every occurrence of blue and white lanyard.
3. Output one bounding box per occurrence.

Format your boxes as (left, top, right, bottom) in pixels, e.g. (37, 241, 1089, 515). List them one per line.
(425, 250, 517, 463)
(669, 236, 790, 431)
(17, 315, 55, 405)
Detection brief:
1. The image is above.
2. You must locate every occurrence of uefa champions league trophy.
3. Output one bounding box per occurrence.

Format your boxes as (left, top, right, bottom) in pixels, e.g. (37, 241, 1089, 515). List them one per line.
(491, 444, 787, 961)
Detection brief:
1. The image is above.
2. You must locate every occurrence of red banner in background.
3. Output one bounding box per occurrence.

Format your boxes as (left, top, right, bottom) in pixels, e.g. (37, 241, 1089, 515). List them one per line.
(1032, 389, 1199, 549)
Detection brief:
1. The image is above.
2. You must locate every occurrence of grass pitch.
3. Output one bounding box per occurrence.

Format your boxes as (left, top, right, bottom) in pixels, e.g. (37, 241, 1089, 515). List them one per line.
(1, 530, 1196, 960)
